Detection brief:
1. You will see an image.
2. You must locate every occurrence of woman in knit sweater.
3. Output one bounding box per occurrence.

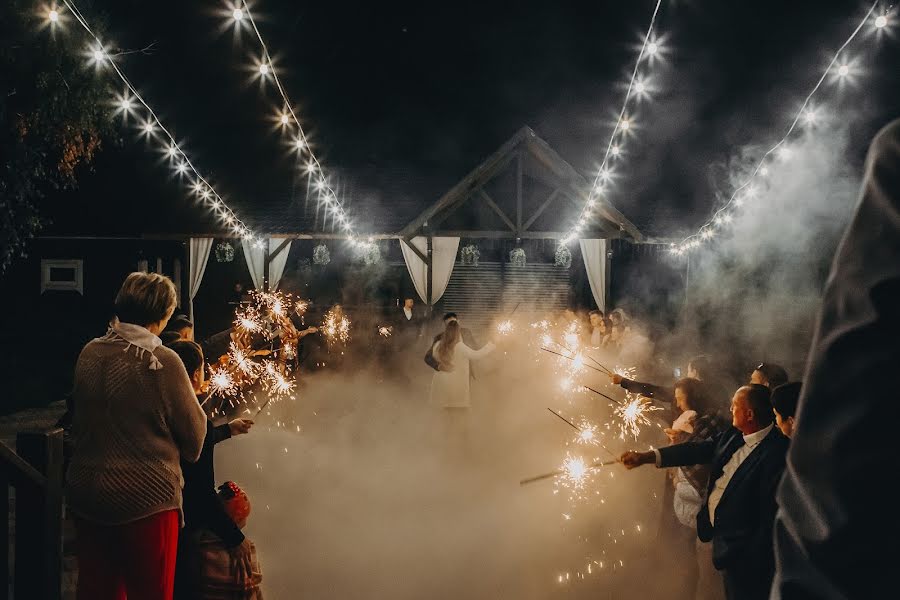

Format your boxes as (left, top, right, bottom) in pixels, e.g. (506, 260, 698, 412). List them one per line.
(66, 272, 207, 600)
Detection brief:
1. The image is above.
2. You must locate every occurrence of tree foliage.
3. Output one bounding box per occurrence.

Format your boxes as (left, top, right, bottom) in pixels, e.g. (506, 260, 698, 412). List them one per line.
(1, 0, 114, 273)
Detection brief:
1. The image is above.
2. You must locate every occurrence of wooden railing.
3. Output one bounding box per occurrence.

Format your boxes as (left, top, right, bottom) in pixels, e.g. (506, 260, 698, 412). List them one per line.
(1, 429, 63, 600)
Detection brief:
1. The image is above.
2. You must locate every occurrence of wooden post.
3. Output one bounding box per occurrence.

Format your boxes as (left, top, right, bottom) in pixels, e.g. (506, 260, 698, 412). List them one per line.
(263, 242, 270, 292)
(516, 151, 523, 236)
(1, 469, 8, 600)
(425, 236, 434, 308)
(14, 429, 63, 600)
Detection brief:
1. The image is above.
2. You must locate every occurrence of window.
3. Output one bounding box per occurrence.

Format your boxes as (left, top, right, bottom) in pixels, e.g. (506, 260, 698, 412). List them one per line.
(41, 259, 84, 294)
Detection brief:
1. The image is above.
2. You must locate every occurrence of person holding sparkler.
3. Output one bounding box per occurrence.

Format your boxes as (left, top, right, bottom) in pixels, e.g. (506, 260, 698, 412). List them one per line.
(620, 385, 788, 600)
(166, 341, 255, 599)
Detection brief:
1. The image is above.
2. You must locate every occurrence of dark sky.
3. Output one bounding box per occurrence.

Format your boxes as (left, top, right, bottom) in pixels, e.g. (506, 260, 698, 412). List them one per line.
(50, 0, 900, 237)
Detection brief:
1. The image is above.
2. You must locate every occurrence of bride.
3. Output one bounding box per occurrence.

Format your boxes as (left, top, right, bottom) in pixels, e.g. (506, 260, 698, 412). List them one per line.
(430, 320, 495, 408)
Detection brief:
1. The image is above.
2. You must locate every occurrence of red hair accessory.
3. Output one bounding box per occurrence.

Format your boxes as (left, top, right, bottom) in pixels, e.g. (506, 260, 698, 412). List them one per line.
(218, 481, 251, 526)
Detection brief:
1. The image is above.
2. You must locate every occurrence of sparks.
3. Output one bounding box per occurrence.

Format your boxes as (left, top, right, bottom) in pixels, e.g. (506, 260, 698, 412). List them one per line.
(378, 325, 393, 338)
(497, 320, 514, 335)
(615, 393, 664, 440)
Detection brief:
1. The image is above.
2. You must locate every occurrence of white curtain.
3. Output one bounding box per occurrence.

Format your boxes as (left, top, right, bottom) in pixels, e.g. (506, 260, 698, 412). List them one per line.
(241, 238, 293, 291)
(579, 239, 608, 312)
(400, 237, 460, 305)
(188, 238, 213, 322)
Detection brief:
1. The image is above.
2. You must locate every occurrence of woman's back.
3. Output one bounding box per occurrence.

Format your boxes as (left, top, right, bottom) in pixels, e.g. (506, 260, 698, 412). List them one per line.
(67, 334, 206, 525)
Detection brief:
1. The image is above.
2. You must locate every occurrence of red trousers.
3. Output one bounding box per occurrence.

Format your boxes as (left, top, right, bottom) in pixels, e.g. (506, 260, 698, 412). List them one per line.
(76, 510, 179, 600)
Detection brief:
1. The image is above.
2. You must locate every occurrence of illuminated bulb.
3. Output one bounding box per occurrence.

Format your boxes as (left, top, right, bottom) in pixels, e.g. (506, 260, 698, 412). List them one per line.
(647, 41, 658, 55)
(838, 64, 850, 77)
(723, 214, 733, 223)
(49, 9, 59, 22)
(634, 81, 645, 94)
(142, 120, 156, 134)
(714, 216, 723, 226)
(777, 146, 792, 161)
(175, 161, 188, 175)
(119, 97, 133, 111)
(760, 166, 769, 177)
(259, 63, 270, 75)
(587, 199, 596, 208)
(233, 8, 244, 21)
(93, 49, 105, 62)
(803, 109, 817, 125)
(294, 136, 307, 150)
(280, 114, 289, 125)
(734, 197, 744, 207)
(620, 119, 631, 131)
(701, 229, 712, 239)
(611, 145, 621, 156)
(166, 144, 178, 158)
(875, 15, 887, 28)
(315, 178, 326, 190)
(600, 168, 612, 182)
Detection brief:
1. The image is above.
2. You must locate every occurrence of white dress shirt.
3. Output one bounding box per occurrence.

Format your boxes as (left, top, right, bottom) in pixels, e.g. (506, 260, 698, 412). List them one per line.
(707, 423, 773, 523)
(403, 307, 412, 320)
(590, 328, 602, 347)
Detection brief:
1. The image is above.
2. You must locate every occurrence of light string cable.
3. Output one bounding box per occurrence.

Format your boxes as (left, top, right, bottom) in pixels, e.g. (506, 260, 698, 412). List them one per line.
(59, 0, 257, 241)
(231, 1, 370, 246)
(671, 0, 892, 254)
(561, 0, 665, 244)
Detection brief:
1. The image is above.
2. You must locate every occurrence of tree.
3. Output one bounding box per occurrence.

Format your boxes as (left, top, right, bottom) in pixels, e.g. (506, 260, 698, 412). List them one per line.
(1, 0, 114, 273)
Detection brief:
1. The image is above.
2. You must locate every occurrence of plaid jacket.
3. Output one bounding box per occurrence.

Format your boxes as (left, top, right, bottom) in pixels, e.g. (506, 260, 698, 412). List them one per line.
(676, 413, 730, 494)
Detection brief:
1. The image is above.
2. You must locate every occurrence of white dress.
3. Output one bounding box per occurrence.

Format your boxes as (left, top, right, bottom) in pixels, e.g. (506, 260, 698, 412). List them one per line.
(430, 341, 495, 408)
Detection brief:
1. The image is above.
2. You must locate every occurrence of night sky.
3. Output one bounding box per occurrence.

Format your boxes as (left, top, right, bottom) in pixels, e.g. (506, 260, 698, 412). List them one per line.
(48, 0, 900, 237)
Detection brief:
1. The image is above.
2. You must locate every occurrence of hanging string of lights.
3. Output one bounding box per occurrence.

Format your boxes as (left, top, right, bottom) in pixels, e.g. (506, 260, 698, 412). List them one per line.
(560, 0, 665, 245)
(225, 1, 371, 247)
(669, 1, 894, 256)
(50, 1, 260, 243)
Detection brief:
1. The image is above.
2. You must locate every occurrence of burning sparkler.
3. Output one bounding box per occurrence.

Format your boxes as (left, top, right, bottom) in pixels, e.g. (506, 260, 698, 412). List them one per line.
(208, 365, 238, 398)
(378, 325, 393, 338)
(615, 393, 664, 440)
(497, 320, 514, 335)
(322, 307, 351, 345)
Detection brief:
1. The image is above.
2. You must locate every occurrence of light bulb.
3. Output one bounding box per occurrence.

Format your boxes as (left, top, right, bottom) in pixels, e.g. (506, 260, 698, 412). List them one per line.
(611, 145, 620, 156)
(620, 118, 631, 131)
(838, 64, 850, 77)
(259, 63, 270, 75)
(647, 42, 658, 55)
(280, 114, 289, 125)
(233, 8, 244, 21)
(49, 10, 59, 22)
(634, 81, 645, 94)
(92, 49, 105, 62)
(875, 15, 887, 29)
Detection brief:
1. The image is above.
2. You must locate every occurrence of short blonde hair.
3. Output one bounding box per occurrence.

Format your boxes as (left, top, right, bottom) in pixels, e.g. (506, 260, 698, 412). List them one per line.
(114, 272, 178, 326)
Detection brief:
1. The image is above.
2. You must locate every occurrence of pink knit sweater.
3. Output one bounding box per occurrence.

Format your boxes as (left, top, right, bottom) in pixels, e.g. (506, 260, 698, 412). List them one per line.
(66, 333, 207, 525)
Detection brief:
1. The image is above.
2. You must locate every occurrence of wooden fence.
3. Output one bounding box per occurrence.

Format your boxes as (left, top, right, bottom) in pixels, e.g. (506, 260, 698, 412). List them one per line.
(1, 429, 64, 600)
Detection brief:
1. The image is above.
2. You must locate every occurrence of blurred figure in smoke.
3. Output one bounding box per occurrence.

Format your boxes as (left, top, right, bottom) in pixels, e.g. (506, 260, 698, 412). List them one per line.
(424, 313, 479, 372)
(772, 119, 900, 599)
(770, 382, 801, 439)
(429, 320, 496, 449)
(394, 296, 425, 343)
(749, 362, 788, 389)
(588, 309, 608, 347)
(621, 385, 788, 600)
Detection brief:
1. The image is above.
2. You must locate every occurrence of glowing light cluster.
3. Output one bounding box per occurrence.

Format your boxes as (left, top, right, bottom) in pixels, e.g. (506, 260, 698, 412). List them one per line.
(560, 0, 665, 245)
(222, 1, 371, 248)
(669, 1, 893, 256)
(55, 1, 257, 242)
(615, 392, 663, 440)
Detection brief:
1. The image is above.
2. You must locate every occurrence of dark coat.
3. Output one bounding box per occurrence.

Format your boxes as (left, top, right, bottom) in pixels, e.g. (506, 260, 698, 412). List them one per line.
(180, 420, 244, 548)
(772, 119, 900, 599)
(658, 426, 788, 579)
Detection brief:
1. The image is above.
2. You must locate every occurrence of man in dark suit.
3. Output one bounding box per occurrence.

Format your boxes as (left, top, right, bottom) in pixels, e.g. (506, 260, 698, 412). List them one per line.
(424, 312, 478, 372)
(393, 296, 425, 345)
(621, 384, 789, 600)
(771, 119, 900, 599)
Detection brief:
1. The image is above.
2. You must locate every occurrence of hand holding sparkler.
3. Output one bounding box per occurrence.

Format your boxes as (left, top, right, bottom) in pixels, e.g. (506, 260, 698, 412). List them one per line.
(228, 418, 254, 436)
(619, 450, 656, 470)
(609, 372, 624, 385)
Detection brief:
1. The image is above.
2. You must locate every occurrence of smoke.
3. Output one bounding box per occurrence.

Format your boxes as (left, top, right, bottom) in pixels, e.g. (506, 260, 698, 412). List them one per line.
(670, 124, 861, 378)
(216, 325, 690, 599)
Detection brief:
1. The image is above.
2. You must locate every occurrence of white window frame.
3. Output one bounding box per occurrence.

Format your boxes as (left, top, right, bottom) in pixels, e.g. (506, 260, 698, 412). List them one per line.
(41, 259, 84, 295)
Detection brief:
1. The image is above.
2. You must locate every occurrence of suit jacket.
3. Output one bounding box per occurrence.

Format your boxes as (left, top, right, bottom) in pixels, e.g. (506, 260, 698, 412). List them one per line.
(772, 119, 900, 599)
(393, 307, 425, 342)
(659, 426, 789, 576)
(424, 328, 478, 372)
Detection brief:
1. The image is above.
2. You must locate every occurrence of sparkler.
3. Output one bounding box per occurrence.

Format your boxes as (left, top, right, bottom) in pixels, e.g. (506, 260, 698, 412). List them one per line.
(377, 325, 393, 338)
(520, 458, 618, 486)
(583, 385, 623, 406)
(497, 320, 514, 335)
(322, 307, 351, 345)
(615, 394, 664, 440)
(547, 408, 618, 459)
(541, 347, 606, 374)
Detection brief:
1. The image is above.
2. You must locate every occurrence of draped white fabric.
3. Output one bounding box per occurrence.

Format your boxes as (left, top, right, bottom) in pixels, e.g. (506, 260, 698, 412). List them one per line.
(400, 237, 460, 305)
(241, 239, 293, 291)
(579, 239, 608, 312)
(187, 238, 213, 322)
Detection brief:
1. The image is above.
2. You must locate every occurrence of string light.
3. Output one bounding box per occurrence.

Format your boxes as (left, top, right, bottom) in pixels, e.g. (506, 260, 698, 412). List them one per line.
(670, 0, 888, 256)
(560, 0, 664, 244)
(49, 9, 59, 22)
(59, 0, 256, 241)
(223, 1, 371, 247)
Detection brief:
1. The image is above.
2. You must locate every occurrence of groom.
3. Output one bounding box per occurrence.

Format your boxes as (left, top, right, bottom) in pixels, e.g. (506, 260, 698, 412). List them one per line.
(424, 313, 478, 374)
